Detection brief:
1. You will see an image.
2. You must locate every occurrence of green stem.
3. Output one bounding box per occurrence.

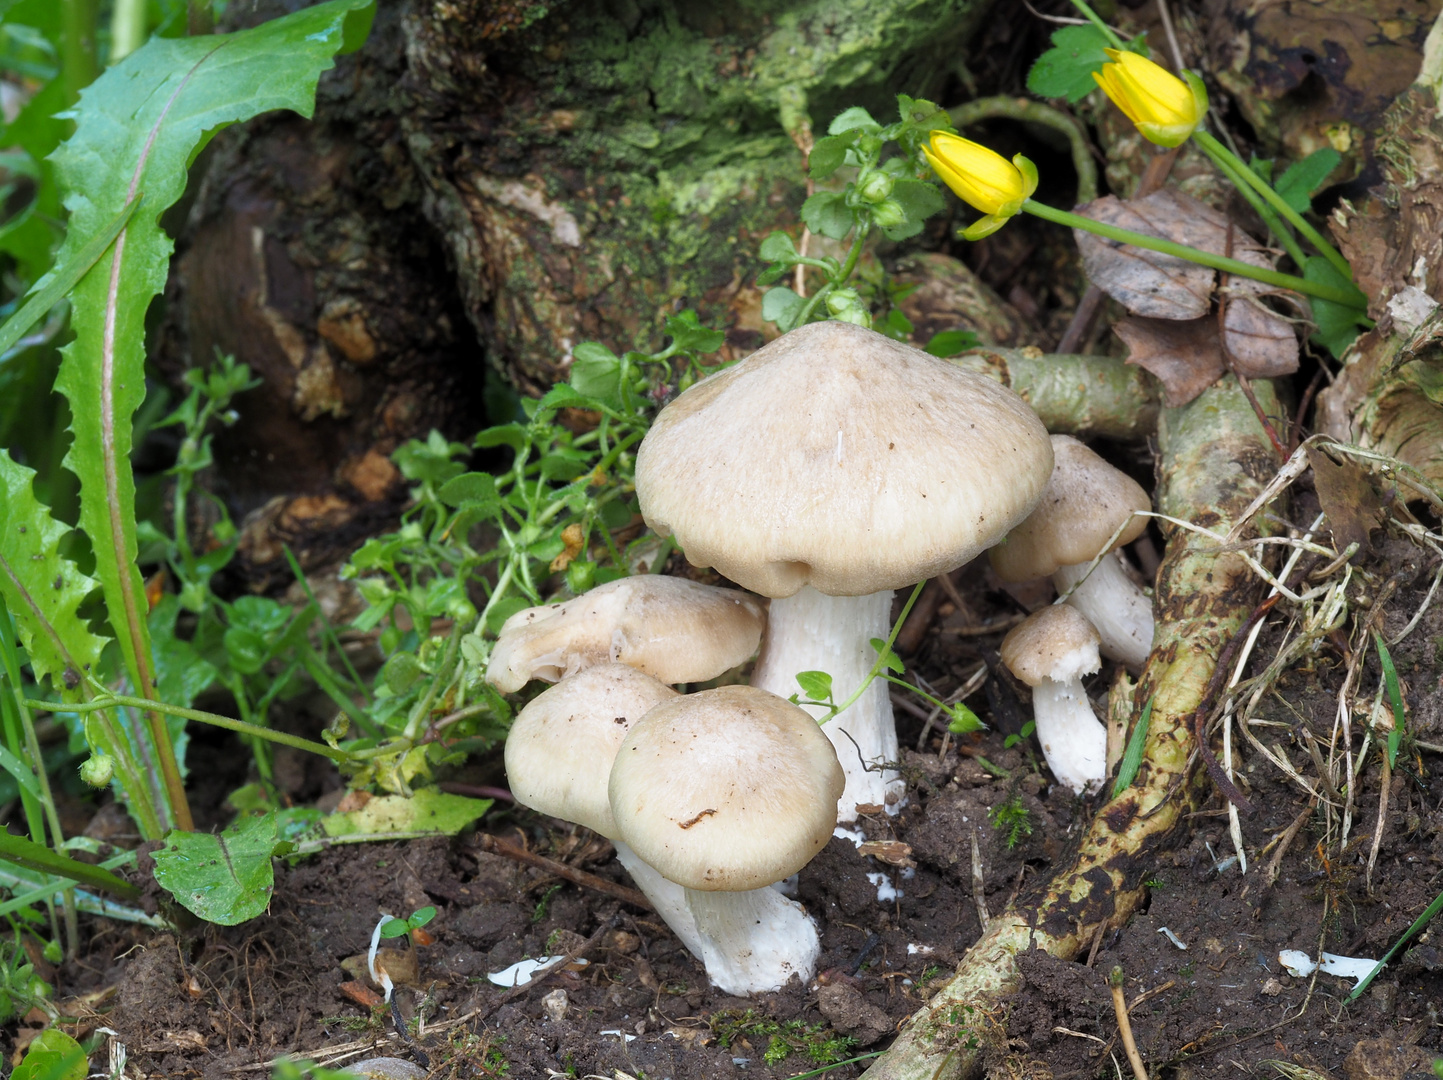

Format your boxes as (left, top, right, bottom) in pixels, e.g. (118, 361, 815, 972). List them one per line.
(1205, 144, 1308, 269)
(1022, 199, 1365, 307)
(793, 220, 871, 328)
(1068, 0, 1125, 49)
(1193, 130, 1353, 281)
(28, 695, 351, 763)
(108, 0, 146, 64)
(59, 0, 99, 110)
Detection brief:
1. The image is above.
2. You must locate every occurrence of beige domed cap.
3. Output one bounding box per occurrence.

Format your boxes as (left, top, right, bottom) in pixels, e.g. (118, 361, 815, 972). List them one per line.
(505, 664, 679, 838)
(486, 576, 767, 693)
(999, 604, 1102, 687)
(635, 321, 1054, 598)
(989, 435, 1150, 582)
(608, 685, 844, 891)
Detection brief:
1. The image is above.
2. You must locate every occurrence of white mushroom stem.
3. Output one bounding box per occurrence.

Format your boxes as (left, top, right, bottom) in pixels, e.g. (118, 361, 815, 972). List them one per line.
(683, 886, 822, 997)
(750, 586, 904, 822)
(610, 841, 710, 961)
(1053, 551, 1154, 670)
(1032, 668, 1108, 794)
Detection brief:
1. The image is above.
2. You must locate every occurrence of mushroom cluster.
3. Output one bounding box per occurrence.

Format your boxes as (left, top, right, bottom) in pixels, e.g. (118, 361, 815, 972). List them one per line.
(989, 435, 1154, 670)
(490, 573, 846, 995)
(634, 321, 1054, 821)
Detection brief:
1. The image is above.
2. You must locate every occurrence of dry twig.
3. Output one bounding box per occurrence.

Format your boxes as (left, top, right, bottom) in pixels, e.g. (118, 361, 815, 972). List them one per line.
(478, 834, 653, 911)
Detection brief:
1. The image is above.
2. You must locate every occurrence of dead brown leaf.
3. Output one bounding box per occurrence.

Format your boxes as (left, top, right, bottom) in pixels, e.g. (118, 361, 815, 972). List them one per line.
(1219, 246, 1301, 378)
(1114, 316, 1224, 406)
(1307, 446, 1385, 553)
(1078, 192, 1303, 382)
(1074, 190, 1232, 319)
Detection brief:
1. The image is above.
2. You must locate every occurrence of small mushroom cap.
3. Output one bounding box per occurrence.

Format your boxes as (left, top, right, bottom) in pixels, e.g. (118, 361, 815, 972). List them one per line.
(989, 434, 1151, 582)
(635, 321, 1053, 598)
(608, 685, 844, 891)
(486, 576, 766, 693)
(1000, 605, 1102, 686)
(505, 664, 679, 838)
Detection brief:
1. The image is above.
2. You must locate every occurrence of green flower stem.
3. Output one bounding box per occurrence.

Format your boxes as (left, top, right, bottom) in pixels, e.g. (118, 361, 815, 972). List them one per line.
(28, 695, 350, 763)
(794, 220, 871, 328)
(1021, 198, 1365, 307)
(1204, 143, 1309, 270)
(1193, 130, 1353, 281)
(1069, 0, 1125, 49)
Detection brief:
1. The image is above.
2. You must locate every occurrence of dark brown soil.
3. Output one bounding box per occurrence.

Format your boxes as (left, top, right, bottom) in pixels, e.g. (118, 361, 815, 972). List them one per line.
(13, 543, 1443, 1080)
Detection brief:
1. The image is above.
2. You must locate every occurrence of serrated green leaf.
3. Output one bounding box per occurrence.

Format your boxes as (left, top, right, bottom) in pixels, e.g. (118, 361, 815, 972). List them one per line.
(438, 472, 499, 510)
(0, 449, 107, 692)
(1304, 256, 1370, 357)
(1027, 25, 1113, 104)
(152, 812, 284, 925)
(890, 178, 946, 222)
(664, 310, 725, 354)
(50, 0, 374, 713)
(828, 106, 880, 135)
(758, 231, 798, 263)
(569, 342, 622, 403)
(794, 669, 833, 701)
(801, 191, 854, 240)
(1275, 148, 1341, 213)
(761, 286, 805, 331)
(808, 133, 853, 180)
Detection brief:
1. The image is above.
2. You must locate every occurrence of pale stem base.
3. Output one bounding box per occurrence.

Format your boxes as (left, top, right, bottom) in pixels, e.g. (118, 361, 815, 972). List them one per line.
(612, 841, 708, 960)
(1032, 677, 1107, 794)
(751, 586, 904, 822)
(684, 885, 822, 996)
(1054, 551, 1154, 670)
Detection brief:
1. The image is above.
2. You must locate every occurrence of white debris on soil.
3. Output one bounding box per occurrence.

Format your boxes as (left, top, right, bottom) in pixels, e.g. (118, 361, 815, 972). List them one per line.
(1277, 949, 1379, 987)
(1157, 926, 1189, 950)
(486, 956, 589, 987)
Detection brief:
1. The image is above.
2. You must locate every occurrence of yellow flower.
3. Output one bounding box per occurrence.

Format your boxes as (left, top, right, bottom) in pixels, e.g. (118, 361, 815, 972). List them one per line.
(1093, 50, 1208, 148)
(923, 133, 1038, 241)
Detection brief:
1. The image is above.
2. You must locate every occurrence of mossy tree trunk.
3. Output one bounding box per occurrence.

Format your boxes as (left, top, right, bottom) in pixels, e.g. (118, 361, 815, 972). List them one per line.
(165, 0, 1000, 580)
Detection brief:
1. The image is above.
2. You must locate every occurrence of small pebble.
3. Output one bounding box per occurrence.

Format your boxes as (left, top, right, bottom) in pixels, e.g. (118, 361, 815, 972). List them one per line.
(543, 988, 568, 1022)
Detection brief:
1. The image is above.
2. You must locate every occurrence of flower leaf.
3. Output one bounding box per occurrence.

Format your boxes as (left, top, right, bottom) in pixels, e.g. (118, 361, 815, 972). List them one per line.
(152, 811, 286, 925)
(761, 285, 806, 331)
(801, 191, 854, 240)
(1027, 25, 1114, 104)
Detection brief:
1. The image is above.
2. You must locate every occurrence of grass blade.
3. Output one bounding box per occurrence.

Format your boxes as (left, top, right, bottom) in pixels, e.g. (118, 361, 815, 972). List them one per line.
(1112, 695, 1154, 798)
(0, 831, 139, 899)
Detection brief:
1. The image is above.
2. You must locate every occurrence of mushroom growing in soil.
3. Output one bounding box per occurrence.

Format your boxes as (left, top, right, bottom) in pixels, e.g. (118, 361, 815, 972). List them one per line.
(999, 604, 1106, 793)
(608, 684, 845, 996)
(989, 434, 1154, 669)
(502, 663, 711, 960)
(634, 321, 1053, 821)
(486, 575, 766, 693)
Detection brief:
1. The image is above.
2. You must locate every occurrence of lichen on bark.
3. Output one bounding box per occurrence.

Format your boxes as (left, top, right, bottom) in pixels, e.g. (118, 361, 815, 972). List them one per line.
(400, 0, 998, 389)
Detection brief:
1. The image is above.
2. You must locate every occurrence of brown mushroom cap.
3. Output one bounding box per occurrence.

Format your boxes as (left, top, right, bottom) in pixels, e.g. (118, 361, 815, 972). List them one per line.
(635, 321, 1053, 598)
(608, 685, 844, 891)
(504, 664, 679, 838)
(989, 435, 1151, 582)
(999, 605, 1102, 686)
(486, 575, 766, 693)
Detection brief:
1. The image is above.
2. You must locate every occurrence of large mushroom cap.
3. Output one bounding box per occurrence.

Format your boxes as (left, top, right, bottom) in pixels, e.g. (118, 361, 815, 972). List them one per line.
(635, 321, 1054, 598)
(608, 685, 844, 891)
(505, 664, 679, 838)
(999, 604, 1102, 686)
(989, 434, 1151, 582)
(486, 575, 766, 693)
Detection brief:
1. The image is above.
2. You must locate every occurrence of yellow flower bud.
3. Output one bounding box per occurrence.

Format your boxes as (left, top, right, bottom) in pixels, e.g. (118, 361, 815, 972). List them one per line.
(1093, 50, 1208, 148)
(923, 133, 1038, 241)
